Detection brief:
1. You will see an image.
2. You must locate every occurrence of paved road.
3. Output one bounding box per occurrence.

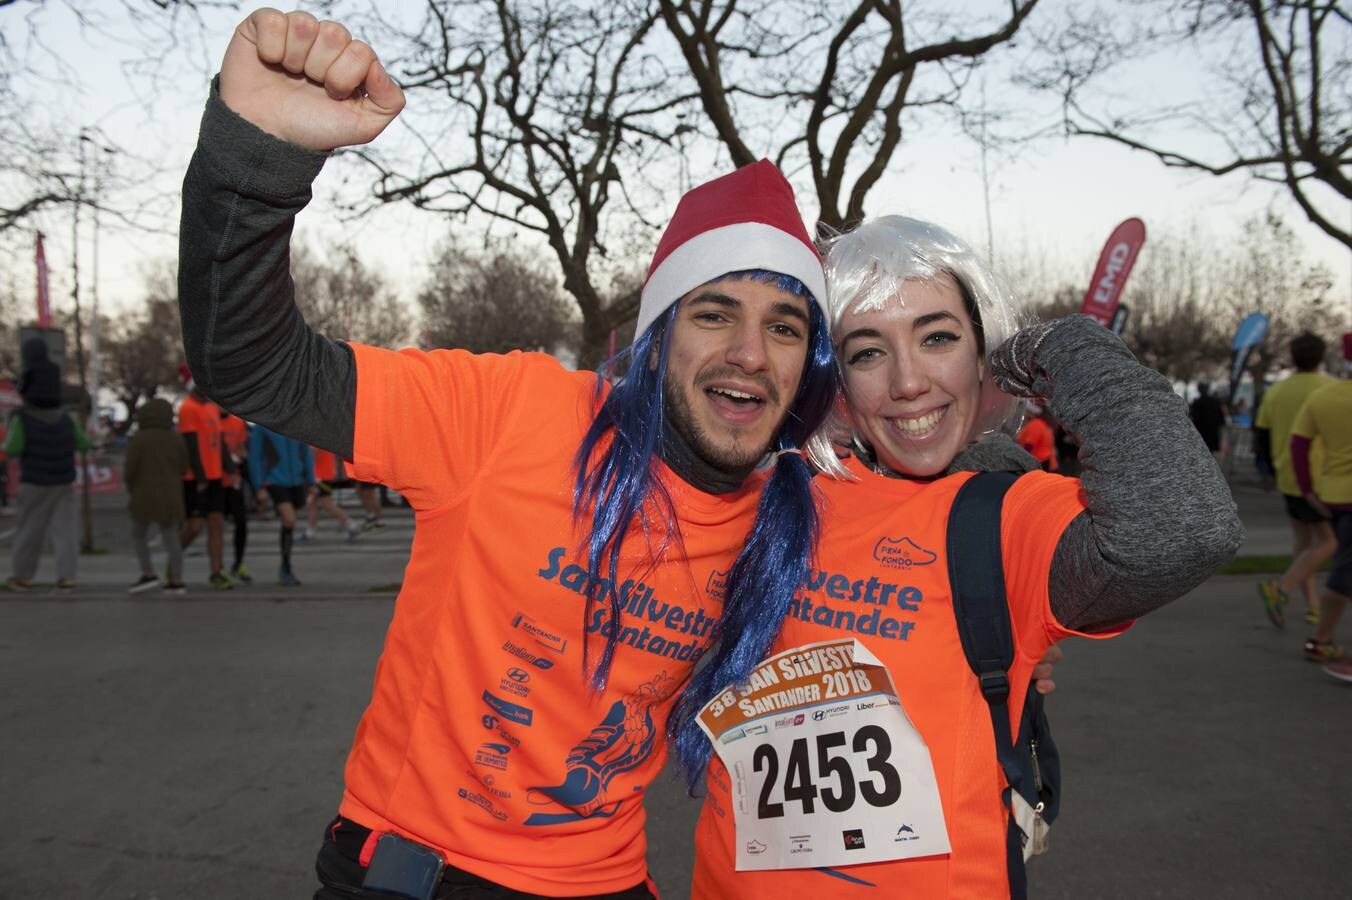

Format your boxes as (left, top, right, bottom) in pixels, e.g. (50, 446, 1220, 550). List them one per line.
(2, 482, 1348, 898)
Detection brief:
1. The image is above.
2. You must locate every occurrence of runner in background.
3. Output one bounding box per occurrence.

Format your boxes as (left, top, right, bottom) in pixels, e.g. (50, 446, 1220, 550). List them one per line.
(304, 447, 361, 542)
(220, 412, 253, 582)
(1289, 333, 1352, 674)
(687, 216, 1242, 899)
(248, 424, 313, 587)
(177, 364, 230, 590)
(1014, 401, 1057, 471)
(1255, 332, 1335, 628)
(1188, 382, 1228, 464)
(354, 479, 384, 531)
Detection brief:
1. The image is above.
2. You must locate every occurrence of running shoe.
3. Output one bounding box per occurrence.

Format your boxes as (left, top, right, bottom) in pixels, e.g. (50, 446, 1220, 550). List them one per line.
(1258, 580, 1289, 628)
(1322, 660, 1352, 683)
(208, 570, 234, 591)
(128, 575, 161, 594)
(53, 579, 75, 593)
(231, 563, 253, 584)
(277, 569, 302, 587)
(1303, 639, 1345, 663)
(1304, 606, 1320, 626)
(297, 527, 314, 544)
(4, 577, 32, 592)
(163, 582, 188, 596)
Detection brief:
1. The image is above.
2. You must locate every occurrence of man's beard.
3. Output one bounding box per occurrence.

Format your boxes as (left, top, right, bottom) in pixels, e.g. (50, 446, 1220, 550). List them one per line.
(663, 373, 775, 475)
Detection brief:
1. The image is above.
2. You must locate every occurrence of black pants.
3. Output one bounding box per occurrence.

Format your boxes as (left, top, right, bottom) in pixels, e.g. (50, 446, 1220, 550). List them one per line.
(314, 817, 658, 900)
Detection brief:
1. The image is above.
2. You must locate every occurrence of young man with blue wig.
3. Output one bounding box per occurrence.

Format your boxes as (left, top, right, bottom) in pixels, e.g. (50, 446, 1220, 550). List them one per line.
(177, 9, 837, 898)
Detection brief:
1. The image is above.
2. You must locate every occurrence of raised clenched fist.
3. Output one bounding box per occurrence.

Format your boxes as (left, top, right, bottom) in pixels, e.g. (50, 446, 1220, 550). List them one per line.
(219, 7, 405, 151)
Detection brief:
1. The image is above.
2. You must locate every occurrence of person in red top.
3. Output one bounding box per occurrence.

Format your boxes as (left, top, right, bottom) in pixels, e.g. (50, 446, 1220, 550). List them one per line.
(177, 9, 837, 897)
(1014, 402, 1057, 471)
(219, 412, 253, 582)
(688, 216, 1241, 898)
(176, 365, 231, 590)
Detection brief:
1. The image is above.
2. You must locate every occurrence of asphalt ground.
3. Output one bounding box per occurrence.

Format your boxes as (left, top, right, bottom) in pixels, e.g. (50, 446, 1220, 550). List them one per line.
(1, 481, 1348, 898)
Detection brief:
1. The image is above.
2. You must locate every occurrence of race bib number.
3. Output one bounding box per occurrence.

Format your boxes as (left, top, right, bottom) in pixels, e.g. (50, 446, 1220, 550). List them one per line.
(698, 639, 949, 871)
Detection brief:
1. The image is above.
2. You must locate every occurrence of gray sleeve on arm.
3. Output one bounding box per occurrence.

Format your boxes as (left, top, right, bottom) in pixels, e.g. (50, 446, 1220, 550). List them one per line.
(178, 78, 357, 458)
(990, 316, 1244, 632)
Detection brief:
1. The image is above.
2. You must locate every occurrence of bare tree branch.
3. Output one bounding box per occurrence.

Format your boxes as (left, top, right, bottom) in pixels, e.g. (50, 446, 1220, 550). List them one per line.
(1034, 0, 1351, 249)
(661, 0, 1041, 232)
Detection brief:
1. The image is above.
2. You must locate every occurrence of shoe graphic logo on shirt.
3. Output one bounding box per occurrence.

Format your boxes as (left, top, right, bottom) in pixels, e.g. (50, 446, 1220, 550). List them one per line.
(511, 613, 568, 654)
(745, 839, 767, 855)
(842, 829, 866, 850)
(483, 690, 534, 726)
(872, 536, 937, 569)
(523, 672, 672, 827)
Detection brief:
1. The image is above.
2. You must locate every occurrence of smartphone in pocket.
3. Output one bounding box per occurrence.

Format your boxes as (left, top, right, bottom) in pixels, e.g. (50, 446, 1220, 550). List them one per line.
(362, 833, 446, 900)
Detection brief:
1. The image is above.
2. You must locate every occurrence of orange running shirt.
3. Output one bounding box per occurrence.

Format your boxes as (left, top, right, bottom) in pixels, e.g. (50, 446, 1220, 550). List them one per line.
(312, 447, 339, 483)
(692, 456, 1126, 900)
(177, 394, 223, 481)
(1016, 417, 1057, 471)
(340, 343, 763, 896)
(219, 414, 248, 488)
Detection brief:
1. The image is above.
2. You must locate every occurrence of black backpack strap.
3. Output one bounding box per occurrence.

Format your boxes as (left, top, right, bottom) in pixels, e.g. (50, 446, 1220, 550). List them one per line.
(947, 471, 1029, 899)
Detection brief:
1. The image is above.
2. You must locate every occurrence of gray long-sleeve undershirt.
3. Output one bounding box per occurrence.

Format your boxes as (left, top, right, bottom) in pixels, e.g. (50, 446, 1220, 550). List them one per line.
(179, 80, 354, 458)
(178, 84, 1242, 635)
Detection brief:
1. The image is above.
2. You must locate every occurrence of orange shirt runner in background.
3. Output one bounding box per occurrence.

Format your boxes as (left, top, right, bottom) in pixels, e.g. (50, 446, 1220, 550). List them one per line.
(1016, 416, 1057, 471)
(219, 414, 248, 488)
(177, 394, 224, 482)
(692, 456, 1127, 899)
(339, 343, 764, 896)
(311, 447, 339, 483)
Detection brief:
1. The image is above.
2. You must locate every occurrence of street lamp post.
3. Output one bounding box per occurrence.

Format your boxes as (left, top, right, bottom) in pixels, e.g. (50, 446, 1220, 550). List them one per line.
(71, 130, 94, 553)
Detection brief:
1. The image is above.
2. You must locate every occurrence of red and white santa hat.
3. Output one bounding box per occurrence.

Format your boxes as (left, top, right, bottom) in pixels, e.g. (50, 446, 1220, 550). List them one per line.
(636, 159, 827, 339)
(178, 362, 195, 394)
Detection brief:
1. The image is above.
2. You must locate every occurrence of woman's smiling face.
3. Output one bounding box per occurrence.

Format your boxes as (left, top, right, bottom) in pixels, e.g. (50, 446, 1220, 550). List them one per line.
(837, 272, 985, 478)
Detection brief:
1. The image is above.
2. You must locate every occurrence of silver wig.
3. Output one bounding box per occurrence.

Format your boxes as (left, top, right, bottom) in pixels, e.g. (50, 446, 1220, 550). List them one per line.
(807, 215, 1032, 478)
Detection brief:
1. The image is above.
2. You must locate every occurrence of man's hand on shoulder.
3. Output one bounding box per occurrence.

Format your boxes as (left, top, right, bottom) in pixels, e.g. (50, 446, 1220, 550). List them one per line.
(219, 7, 405, 151)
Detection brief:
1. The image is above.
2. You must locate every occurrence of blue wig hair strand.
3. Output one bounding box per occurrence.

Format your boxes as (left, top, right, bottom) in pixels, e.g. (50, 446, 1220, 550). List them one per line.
(666, 296, 840, 791)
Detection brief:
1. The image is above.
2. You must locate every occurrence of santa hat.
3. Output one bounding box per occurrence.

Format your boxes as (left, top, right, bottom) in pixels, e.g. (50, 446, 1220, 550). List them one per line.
(178, 362, 195, 394)
(636, 159, 827, 340)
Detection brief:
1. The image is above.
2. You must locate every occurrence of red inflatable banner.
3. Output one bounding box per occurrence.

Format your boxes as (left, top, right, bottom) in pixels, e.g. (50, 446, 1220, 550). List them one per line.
(1080, 218, 1146, 326)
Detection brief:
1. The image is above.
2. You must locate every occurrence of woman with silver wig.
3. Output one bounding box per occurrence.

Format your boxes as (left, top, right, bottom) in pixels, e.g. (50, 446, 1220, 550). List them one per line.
(690, 214, 1243, 899)
(807, 215, 1030, 478)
